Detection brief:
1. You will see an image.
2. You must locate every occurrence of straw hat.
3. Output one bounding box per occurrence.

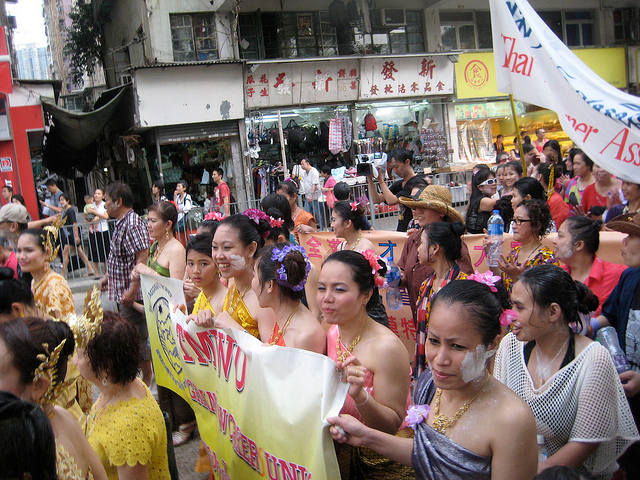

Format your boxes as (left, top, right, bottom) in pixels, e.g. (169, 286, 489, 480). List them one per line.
(606, 212, 640, 238)
(398, 185, 464, 223)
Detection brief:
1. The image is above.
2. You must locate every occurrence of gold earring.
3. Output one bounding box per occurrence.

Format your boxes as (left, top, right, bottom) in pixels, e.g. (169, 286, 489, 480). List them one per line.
(165, 230, 171, 239)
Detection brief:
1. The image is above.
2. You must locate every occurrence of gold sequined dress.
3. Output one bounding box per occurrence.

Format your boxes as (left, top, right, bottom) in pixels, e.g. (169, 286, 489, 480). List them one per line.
(56, 442, 94, 480)
(222, 283, 259, 338)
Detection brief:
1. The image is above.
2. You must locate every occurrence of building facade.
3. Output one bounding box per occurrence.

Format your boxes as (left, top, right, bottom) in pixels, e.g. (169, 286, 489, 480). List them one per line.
(15, 43, 50, 79)
(96, 0, 639, 207)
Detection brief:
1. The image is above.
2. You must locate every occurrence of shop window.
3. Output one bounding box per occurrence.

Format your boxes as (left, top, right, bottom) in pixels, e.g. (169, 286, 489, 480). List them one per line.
(238, 13, 260, 59)
(440, 11, 490, 50)
(539, 10, 595, 47)
(170, 13, 218, 62)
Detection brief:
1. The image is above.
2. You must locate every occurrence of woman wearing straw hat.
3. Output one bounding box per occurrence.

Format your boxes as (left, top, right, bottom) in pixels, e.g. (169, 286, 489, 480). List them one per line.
(397, 185, 473, 321)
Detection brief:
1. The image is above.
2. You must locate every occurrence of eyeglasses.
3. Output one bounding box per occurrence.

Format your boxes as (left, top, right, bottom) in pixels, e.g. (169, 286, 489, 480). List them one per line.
(479, 178, 497, 186)
(512, 218, 532, 225)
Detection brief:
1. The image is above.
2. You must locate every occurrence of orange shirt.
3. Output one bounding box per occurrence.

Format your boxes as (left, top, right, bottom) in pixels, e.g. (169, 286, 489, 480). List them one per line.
(561, 257, 627, 315)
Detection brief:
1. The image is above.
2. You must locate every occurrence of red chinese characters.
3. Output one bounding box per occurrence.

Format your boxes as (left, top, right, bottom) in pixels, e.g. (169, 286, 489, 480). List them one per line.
(246, 75, 255, 85)
(259, 88, 268, 97)
(419, 58, 435, 79)
(327, 238, 343, 253)
(370, 84, 379, 96)
(350, 80, 358, 90)
(259, 74, 268, 84)
(436, 81, 445, 91)
(384, 84, 393, 94)
(410, 82, 419, 93)
(338, 68, 346, 78)
(273, 73, 286, 88)
(246, 87, 255, 98)
(381, 61, 398, 81)
(401, 317, 417, 340)
(305, 237, 323, 259)
(398, 83, 406, 94)
(349, 68, 358, 77)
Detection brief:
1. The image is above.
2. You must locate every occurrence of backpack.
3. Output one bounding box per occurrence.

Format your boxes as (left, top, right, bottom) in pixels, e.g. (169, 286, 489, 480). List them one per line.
(364, 112, 377, 132)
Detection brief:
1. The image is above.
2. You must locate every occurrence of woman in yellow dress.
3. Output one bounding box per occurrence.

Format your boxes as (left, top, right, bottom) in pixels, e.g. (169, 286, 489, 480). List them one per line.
(189, 212, 276, 341)
(17, 227, 91, 420)
(74, 311, 170, 480)
(0, 317, 107, 480)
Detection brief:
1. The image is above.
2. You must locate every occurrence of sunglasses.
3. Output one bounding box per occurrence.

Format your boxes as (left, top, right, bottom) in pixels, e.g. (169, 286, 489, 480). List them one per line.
(479, 178, 497, 186)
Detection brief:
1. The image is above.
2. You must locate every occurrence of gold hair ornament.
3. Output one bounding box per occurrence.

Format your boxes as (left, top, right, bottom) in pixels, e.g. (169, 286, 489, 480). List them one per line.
(42, 216, 66, 263)
(69, 286, 103, 351)
(547, 165, 555, 200)
(33, 339, 68, 405)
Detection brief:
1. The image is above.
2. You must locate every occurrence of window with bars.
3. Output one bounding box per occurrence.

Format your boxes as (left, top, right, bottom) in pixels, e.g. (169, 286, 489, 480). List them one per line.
(170, 13, 218, 62)
(370, 9, 425, 54)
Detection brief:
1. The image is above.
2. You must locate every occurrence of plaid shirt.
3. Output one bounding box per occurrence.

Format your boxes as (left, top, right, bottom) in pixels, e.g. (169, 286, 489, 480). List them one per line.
(107, 209, 149, 302)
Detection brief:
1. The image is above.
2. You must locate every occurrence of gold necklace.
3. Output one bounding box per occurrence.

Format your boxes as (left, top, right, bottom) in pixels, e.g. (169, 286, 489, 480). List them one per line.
(228, 284, 250, 317)
(336, 318, 368, 363)
(431, 382, 485, 435)
(270, 305, 299, 346)
(152, 239, 169, 262)
(347, 234, 363, 251)
(519, 242, 542, 265)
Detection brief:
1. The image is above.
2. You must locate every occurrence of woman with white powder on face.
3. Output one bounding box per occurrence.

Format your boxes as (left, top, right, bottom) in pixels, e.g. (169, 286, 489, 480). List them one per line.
(188, 212, 276, 341)
(329, 279, 539, 480)
(494, 264, 638, 478)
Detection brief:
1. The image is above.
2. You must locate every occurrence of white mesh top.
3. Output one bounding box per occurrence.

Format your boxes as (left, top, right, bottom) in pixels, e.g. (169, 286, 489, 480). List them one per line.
(494, 333, 639, 480)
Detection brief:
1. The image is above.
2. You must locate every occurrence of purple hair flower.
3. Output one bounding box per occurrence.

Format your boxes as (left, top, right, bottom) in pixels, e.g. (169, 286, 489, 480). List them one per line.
(270, 244, 311, 292)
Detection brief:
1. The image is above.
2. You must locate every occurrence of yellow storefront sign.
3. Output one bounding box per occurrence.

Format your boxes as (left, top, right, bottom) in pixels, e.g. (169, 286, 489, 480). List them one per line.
(456, 47, 628, 99)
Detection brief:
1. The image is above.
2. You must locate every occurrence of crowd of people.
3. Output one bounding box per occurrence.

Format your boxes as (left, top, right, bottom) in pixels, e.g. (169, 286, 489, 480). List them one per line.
(0, 137, 639, 480)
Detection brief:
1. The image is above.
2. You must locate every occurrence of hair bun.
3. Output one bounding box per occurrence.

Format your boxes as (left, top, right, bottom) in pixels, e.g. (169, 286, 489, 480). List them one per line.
(450, 221, 465, 237)
(0, 267, 14, 281)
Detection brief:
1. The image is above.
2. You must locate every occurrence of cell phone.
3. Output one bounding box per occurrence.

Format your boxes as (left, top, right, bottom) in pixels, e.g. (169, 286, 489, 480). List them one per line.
(568, 192, 579, 207)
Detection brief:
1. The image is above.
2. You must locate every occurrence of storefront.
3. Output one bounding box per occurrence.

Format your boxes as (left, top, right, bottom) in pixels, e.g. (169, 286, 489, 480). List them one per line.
(454, 48, 629, 163)
(243, 54, 458, 199)
(131, 61, 248, 209)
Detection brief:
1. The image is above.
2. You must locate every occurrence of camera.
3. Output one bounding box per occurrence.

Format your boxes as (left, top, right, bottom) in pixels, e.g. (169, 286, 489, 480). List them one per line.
(356, 152, 387, 177)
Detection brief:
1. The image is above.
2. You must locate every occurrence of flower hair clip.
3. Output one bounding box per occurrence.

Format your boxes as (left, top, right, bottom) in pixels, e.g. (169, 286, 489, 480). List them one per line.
(270, 244, 311, 291)
(350, 201, 359, 211)
(242, 208, 270, 225)
(362, 249, 385, 288)
(467, 271, 501, 292)
(269, 216, 284, 228)
(204, 211, 225, 221)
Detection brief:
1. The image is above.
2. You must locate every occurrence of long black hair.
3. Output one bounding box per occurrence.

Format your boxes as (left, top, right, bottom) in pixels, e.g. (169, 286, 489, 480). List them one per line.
(424, 222, 465, 262)
(333, 201, 367, 231)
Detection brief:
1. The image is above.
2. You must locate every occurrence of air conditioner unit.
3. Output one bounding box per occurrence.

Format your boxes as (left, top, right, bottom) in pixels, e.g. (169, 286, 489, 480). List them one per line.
(381, 9, 405, 26)
(119, 74, 132, 85)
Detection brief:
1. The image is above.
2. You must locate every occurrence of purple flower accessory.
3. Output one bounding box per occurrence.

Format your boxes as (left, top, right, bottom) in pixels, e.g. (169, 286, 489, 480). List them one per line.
(242, 208, 270, 225)
(500, 309, 517, 327)
(467, 271, 501, 292)
(270, 244, 311, 292)
(405, 404, 431, 429)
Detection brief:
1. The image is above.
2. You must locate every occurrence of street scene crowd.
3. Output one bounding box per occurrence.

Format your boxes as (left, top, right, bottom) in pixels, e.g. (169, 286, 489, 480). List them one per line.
(1, 137, 640, 480)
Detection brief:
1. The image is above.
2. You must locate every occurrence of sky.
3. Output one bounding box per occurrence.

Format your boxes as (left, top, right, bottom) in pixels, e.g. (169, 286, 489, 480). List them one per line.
(6, 0, 47, 48)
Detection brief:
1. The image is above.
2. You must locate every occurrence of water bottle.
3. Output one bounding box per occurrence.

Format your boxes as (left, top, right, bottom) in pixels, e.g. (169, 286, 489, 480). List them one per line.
(385, 261, 403, 310)
(537, 434, 548, 463)
(487, 210, 504, 268)
(595, 326, 631, 374)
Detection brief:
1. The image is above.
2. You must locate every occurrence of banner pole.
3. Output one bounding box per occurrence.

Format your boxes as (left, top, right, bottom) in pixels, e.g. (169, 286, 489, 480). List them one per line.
(508, 94, 526, 172)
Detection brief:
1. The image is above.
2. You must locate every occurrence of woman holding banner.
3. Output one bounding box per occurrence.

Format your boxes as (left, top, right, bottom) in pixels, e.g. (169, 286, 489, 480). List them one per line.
(318, 250, 413, 479)
(251, 243, 325, 352)
(328, 279, 538, 480)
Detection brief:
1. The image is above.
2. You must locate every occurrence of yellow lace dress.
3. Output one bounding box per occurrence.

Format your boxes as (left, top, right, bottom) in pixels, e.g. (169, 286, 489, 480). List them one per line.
(33, 269, 92, 420)
(56, 442, 94, 480)
(222, 283, 260, 338)
(85, 381, 170, 480)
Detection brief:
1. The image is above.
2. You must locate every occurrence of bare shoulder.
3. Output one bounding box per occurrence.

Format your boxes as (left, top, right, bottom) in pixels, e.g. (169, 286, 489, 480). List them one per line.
(483, 378, 535, 430)
(52, 405, 86, 437)
(168, 239, 186, 255)
(574, 334, 593, 357)
(364, 322, 409, 363)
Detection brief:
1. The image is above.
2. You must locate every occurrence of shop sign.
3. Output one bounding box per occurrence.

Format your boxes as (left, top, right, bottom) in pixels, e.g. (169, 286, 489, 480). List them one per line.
(456, 47, 627, 100)
(454, 100, 525, 120)
(359, 56, 454, 100)
(245, 60, 360, 108)
(0, 157, 11, 172)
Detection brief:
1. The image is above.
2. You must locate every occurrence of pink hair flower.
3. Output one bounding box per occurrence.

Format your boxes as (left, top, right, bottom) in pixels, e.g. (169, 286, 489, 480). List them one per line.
(405, 404, 431, 429)
(242, 208, 270, 224)
(350, 201, 359, 211)
(204, 212, 225, 221)
(500, 309, 517, 327)
(467, 271, 501, 292)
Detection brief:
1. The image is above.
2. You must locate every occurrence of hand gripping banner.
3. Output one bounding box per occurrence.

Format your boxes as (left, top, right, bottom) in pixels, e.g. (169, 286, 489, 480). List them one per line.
(489, 0, 640, 182)
(141, 274, 347, 480)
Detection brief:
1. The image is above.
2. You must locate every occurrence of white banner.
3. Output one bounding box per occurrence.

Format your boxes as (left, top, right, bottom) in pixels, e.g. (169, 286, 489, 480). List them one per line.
(489, 0, 640, 182)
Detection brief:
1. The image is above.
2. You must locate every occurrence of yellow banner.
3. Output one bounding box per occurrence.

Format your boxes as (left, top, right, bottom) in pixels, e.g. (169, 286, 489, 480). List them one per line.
(456, 48, 627, 99)
(300, 230, 625, 355)
(141, 275, 347, 480)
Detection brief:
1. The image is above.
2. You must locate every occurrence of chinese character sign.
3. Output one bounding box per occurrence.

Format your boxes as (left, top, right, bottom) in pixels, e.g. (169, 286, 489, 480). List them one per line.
(245, 61, 359, 108)
(359, 56, 454, 100)
(490, 0, 640, 182)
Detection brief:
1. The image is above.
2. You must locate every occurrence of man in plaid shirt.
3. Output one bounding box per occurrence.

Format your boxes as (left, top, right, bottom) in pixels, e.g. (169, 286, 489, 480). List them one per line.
(99, 182, 151, 384)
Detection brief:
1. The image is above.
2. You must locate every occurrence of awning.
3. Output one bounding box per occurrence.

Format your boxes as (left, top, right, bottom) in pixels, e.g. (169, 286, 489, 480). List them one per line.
(41, 86, 132, 175)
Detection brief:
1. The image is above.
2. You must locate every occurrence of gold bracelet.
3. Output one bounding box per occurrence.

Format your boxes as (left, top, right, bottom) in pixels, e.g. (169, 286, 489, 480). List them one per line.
(355, 390, 370, 407)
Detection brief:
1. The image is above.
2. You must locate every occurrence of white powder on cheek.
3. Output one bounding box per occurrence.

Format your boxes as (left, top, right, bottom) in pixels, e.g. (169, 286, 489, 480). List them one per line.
(229, 254, 246, 270)
(460, 345, 496, 383)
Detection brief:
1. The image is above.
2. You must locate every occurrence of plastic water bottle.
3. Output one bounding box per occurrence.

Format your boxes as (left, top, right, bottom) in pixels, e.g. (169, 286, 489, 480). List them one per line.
(537, 435, 548, 463)
(596, 326, 631, 374)
(385, 261, 403, 310)
(487, 210, 504, 268)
